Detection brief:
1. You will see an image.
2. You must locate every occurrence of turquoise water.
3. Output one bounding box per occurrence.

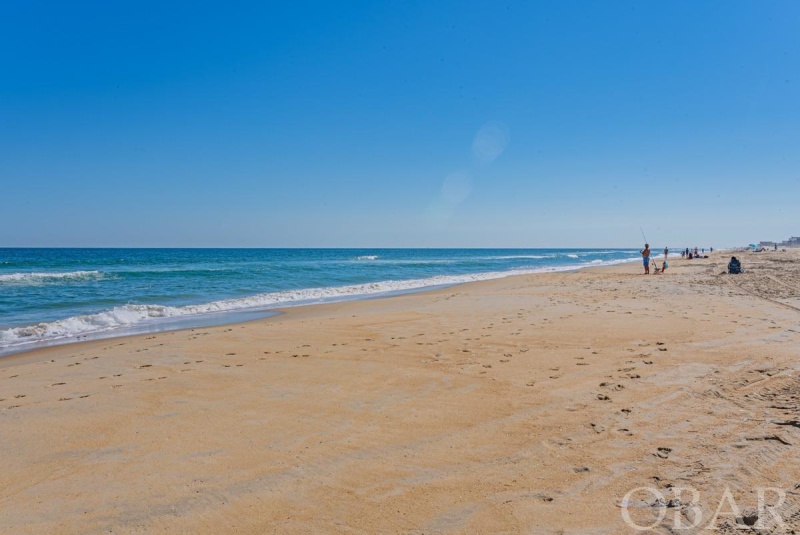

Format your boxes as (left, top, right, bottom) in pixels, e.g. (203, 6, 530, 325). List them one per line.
(0, 248, 639, 355)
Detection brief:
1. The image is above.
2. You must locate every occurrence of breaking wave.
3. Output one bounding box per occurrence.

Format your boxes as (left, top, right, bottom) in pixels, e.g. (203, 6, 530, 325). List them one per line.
(0, 255, 639, 353)
(0, 270, 103, 284)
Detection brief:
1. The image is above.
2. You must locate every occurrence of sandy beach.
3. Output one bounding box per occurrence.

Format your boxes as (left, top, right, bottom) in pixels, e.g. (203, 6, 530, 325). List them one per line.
(2, 249, 800, 534)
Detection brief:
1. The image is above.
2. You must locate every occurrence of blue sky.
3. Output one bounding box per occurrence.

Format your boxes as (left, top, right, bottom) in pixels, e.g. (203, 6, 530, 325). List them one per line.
(1, 1, 798, 248)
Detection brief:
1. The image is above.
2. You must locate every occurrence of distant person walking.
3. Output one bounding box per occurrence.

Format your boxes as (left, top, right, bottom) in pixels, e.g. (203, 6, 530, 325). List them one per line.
(664, 246, 669, 259)
(641, 243, 651, 274)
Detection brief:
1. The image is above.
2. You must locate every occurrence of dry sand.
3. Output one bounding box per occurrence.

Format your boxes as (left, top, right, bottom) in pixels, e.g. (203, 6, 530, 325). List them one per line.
(2, 250, 800, 534)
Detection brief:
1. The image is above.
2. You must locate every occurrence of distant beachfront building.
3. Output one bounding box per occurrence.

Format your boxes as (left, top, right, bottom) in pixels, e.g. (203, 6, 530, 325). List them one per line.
(778, 236, 800, 247)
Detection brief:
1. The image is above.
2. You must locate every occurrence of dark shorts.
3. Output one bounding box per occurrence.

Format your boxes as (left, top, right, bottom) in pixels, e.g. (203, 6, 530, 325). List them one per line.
(643, 257, 650, 267)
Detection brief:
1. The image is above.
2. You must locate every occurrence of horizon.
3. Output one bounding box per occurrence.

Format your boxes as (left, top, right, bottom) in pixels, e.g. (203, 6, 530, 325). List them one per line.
(1, 245, 734, 251)
(2, 1, 798, 248)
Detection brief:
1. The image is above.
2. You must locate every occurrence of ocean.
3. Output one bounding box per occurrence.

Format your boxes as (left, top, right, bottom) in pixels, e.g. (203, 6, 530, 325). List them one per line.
(0, 248, 639, 355)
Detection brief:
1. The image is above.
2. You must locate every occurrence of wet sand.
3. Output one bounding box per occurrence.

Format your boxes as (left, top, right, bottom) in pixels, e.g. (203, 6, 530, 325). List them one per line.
(2, 249, 800, 533)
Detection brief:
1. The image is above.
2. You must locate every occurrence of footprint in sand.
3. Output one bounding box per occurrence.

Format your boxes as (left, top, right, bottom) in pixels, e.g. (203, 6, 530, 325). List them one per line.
(51, 382, 66, 386)
(655, 447, 672, 459)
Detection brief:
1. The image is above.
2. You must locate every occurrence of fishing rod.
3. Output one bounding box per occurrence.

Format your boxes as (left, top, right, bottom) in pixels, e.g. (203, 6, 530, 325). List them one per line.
(640, 227, 648, 244)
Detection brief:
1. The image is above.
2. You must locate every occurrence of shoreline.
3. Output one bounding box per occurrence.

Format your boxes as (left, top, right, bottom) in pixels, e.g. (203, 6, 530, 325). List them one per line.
(0, 256, 641, 360)
(0, 267, 588, 366)
(0, 250, 751, 364)
(2, 249, 799, 533)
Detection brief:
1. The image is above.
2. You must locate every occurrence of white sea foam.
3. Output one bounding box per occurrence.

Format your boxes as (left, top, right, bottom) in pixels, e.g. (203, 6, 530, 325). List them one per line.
(0, 257, 637, 352)
(356, 255, 379, 260)
(0, 270, 103, 283)
(580, 250, 627, 256)
(484, 255, 549, 260)
(488, 252, 633, 261)
(581, 258, 634, 267)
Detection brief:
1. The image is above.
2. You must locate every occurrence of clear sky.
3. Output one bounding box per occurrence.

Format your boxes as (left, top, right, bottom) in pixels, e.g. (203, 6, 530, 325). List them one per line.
(1, 1, 798, 248)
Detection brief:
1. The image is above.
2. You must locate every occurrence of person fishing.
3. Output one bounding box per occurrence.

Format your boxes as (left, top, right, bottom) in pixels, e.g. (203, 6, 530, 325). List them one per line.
(641, 243, 651, 274)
